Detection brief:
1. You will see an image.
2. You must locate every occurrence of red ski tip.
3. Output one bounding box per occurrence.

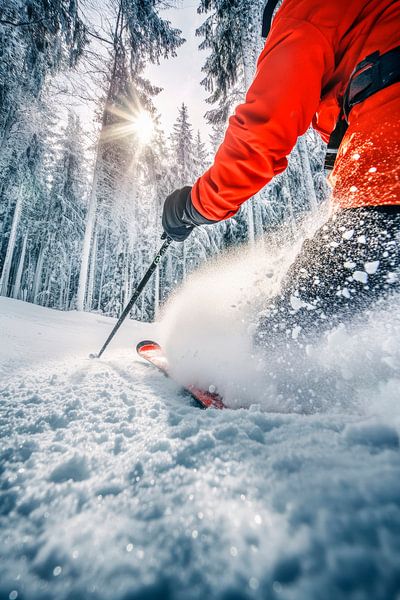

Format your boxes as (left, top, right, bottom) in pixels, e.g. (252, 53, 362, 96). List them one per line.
(136, 340, 226, 410)
(136, 340, 161, 353)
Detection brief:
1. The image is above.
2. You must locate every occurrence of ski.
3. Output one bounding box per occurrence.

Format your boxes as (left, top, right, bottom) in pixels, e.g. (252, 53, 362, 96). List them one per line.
(136, 340, 225, 409)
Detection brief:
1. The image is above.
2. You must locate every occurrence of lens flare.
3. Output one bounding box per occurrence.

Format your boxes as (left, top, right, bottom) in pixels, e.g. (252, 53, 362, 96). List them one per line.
(101, 102, 155, 147)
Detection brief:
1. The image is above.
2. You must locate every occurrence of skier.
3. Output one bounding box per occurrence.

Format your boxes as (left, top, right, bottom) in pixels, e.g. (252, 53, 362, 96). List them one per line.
(162, 0, 400, 345)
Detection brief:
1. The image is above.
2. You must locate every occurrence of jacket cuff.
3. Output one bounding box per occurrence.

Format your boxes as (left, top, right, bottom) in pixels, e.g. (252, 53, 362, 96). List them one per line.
(185, 190, 218, 225)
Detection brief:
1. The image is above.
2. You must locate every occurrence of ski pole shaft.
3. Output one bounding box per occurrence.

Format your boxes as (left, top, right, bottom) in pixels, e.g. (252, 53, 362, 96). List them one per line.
(95, 236, 173, 358)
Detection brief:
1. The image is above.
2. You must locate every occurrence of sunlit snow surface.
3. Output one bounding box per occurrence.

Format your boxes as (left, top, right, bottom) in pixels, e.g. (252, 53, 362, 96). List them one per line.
(1, 245, 400, 600)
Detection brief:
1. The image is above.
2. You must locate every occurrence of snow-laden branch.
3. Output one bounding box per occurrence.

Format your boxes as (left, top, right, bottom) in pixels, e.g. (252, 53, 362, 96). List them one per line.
(0, 17, 46, 27)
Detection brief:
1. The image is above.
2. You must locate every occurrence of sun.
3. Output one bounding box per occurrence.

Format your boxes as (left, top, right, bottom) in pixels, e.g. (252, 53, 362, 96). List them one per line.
(131, 111, 155, 145)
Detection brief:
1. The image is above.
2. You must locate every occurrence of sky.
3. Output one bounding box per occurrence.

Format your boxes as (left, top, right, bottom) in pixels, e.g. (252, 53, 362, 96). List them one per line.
(144, 1, 212, 140)
(70, 0, 214, 151)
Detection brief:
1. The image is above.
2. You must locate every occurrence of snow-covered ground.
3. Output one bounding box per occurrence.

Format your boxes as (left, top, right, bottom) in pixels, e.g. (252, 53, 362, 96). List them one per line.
(1, 286, 400, 600)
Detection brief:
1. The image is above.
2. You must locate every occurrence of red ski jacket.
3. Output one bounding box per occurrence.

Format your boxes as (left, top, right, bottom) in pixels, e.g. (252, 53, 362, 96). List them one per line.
(192, 0, 400, 221)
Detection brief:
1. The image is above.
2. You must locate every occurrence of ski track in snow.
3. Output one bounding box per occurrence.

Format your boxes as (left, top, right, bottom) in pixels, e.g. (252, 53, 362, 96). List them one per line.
(1, 297, 400, 600)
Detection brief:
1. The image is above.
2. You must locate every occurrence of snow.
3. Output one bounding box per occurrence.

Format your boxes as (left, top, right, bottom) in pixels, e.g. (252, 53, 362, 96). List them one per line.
(1, 292, 400, 600)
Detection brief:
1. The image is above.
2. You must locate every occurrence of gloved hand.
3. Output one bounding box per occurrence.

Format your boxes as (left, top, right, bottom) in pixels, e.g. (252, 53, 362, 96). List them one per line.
(162, 186, 216, 242)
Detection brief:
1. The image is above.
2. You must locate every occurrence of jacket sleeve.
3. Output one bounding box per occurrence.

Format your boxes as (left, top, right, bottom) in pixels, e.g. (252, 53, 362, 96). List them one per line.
(191, 14, 335, 221)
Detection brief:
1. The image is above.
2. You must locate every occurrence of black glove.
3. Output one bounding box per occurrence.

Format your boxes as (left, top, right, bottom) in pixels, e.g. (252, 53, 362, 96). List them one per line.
(162, 186, 216, 242)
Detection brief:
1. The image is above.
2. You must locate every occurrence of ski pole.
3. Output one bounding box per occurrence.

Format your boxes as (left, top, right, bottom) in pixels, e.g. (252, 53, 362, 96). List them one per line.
(91, 235, 173, 359)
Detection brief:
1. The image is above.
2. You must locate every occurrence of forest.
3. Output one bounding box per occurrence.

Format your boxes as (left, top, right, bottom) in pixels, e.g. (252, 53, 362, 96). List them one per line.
(0, 0, 328, 321)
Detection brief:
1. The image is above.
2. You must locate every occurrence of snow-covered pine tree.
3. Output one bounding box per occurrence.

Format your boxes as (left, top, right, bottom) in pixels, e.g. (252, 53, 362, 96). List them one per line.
(76, 0, 184, 312)
(0, 0, 85, 147)
(196, 0, 264, 122)
(0, 104, 51, 300)
(196, 0, 266, 244)
(193, 130, 209, 179)
(170, 103, 196, 187)
(39, 112, 87, 309)
(196, 0, 327, 243)
(191, 129, 229, 260)
(135, 116, 175, 318)
(169, 103, 200, 281)
(209, 122, 225, 153)
(0, 0, 86, 301)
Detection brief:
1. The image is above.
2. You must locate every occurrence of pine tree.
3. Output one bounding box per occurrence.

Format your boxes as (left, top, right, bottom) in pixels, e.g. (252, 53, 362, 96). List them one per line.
(0, 0, 86, 301)
(196, 0, 326, 243)
(209, 123, 225, 153)
(43, 112, 87, 308)
(194, 130, 209, 178)
(0, 110, 50, 301)
(196, 0, 264, 125)
(170, 103, 197, 186)
(168, 104, 199, 282)
(76, 0, 184, 311)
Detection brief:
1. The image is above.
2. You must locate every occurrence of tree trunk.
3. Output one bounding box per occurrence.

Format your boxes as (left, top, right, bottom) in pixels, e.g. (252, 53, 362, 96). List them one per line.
(123, 243, 130, 312)
(140, 288, 145, 320)
(76, 164, 98, 310)
(64, 259, 72, 309)
(247, 202, 255, 244)
(32, 244, 45, 303)
(154, 262, 160, 321)
(0, 185, 23, 297)
(86, 226, 98, 311)
(43, 265, 53, 307)
(282, 172, 297, 238)
(182, 243, 186, 280)
(76, 12, 125, 312)
(58, 281, 65, 310)
(241, 32, 259, 245)
(12, 232, 28, 299)
(97, 228, 108, 311)
(298, 135, 318, 211)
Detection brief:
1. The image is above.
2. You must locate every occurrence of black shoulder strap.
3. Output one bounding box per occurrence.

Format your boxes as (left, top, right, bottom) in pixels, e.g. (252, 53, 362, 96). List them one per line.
(325, 117, 348, 171)
(262, 0, 280, 38)
(325, 45, 400, 171)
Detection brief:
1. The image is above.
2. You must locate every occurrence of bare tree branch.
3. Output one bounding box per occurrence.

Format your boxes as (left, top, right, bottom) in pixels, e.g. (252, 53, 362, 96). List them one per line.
(86, 29, 113, 46)
(0, 17, 46, 27)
